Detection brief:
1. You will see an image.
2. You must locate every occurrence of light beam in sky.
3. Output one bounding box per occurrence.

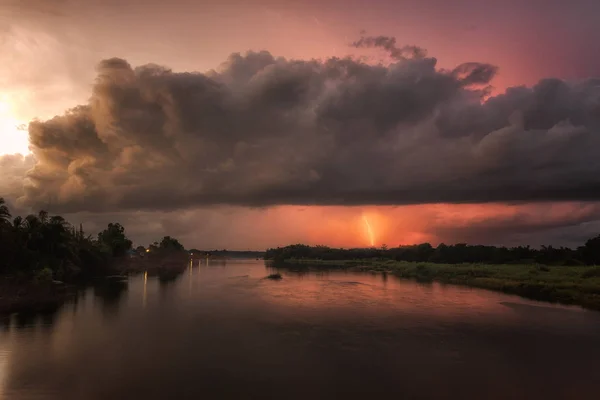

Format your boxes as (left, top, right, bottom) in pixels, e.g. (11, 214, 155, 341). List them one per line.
(362, 214, 375, 247)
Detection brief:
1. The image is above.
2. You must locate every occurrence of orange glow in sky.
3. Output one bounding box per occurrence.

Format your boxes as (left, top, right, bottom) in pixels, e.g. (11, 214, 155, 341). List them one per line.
(227, 202, 596, 250)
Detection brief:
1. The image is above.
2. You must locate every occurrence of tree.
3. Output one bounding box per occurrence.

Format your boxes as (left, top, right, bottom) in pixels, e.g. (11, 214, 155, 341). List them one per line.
(0, 198, 13, 273)
(582, 235, 600, 265)
(38, 210, 49, 224)
(0, 197, 10, 225)
(148, 241, 159, 253)
(98, 223, 132, 257)
(159, 236, 185, 252)
(0, 203, 188, 282)
(12, 216, 23, 229)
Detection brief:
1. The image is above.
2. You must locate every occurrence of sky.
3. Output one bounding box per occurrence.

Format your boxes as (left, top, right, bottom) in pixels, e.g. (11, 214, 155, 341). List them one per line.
(1, 0, 600, 249)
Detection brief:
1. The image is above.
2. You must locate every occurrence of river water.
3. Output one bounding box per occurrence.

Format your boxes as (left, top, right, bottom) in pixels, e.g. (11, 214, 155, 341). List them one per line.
(1, 260, 600, 400)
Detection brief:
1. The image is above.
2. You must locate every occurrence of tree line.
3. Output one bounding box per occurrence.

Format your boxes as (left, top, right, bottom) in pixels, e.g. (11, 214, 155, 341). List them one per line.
(265, 236, 600, 266)
(187, 249, 264, 259)
(0, 197, 186, 283)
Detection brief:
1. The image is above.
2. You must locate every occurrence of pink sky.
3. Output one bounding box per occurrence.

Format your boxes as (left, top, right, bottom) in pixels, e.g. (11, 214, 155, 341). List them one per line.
(1, 0, 599, 249)
(2, 0, 598, 125)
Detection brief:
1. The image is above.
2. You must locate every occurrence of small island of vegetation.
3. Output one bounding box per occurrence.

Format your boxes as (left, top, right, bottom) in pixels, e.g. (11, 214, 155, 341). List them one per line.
(265, 239, 600, 311)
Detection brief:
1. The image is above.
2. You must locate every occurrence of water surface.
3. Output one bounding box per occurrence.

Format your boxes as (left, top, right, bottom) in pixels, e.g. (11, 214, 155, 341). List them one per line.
(1, 260, 600, 399)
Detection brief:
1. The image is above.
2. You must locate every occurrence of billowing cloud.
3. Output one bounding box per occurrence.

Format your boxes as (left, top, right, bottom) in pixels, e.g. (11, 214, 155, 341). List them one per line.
(13, 40, 600, 214)
(0, 154, 35, 204)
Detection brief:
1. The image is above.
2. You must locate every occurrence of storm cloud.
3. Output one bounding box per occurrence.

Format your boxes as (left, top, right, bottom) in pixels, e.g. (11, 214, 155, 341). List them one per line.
(5, 37, 600, 213)
(0, 154, 35, 203)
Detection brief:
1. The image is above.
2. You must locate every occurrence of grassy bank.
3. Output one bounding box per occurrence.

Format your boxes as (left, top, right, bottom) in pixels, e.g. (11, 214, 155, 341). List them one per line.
(279, 259, 600, 311)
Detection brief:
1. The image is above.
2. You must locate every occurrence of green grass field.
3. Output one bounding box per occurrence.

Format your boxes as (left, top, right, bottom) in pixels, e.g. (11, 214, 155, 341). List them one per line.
(281, 259, 600, 311)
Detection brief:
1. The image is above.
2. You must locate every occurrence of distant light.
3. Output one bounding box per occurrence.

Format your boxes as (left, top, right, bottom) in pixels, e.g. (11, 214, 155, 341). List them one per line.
(146, 249, 150, 253)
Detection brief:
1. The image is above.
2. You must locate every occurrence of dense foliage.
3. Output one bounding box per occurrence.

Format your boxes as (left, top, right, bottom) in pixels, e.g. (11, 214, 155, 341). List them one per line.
(188, 249, 264, 259)
(265, 236, 600, 266)
(0, 198, 133, 282)
(158, 236, 185, 252)
(98, 223, 133, 257)
(0, 197, 186, 283)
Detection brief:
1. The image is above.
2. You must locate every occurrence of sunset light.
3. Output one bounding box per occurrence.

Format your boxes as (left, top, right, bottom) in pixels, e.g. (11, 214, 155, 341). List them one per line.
(2, 0, 600, 398)
(0, 97, 29, 156)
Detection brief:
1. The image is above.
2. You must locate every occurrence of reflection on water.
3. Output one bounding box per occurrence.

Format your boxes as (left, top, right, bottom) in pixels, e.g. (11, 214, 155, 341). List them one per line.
(93, 280, 128, 317)
(1, 260, 600, 400)
(142, 271, 148, 309)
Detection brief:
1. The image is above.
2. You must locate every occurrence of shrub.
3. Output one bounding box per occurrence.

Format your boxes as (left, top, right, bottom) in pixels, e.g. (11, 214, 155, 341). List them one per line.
(581, 267, 600, 279)
(34, 267, 54, 284)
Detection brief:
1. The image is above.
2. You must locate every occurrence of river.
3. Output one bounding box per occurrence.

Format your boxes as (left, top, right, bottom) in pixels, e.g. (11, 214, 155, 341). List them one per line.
(1, 260, 600, 399)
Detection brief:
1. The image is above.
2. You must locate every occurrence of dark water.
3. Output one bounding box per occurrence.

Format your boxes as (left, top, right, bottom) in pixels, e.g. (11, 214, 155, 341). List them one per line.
(2, 260, 600, 400)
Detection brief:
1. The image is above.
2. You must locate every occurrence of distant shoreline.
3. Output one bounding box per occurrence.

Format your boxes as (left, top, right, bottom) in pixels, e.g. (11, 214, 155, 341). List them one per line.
(273, 259, 600, 312)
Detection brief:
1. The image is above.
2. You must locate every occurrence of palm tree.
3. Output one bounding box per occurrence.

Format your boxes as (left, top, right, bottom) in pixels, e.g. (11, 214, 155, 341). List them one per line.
(47, 215, 75, 261)
(0, 197, 11, 225)
(0, 199, 14, 273)
(49, 215, 68, 227)
(22, 214, 43, 250)
(24, 214, 42, 231)
(38, 210, 49, 225)
(12, 216, 24, 230)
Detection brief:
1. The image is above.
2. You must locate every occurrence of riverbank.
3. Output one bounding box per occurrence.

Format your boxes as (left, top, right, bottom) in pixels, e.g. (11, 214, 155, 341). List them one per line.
(0, 254, 190, 315)
(0, 279, 74, 315)
(276, 259, 600, 311)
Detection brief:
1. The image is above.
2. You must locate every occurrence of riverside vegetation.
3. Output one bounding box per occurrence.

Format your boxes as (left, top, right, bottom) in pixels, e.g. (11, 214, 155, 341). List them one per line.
(0, 197, 188, 314)
(265, 241, 600, 311)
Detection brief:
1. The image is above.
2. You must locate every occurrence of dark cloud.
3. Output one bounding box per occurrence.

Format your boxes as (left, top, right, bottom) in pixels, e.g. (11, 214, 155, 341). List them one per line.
(58, 207, 281, 249)
(429, 203, 600, 248)
(351, 35, 428, 59)
(2, 37, 599, 213)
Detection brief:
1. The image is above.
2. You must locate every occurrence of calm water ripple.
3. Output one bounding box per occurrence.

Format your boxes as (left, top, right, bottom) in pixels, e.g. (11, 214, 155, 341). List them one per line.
(1, 260, 600, 399)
